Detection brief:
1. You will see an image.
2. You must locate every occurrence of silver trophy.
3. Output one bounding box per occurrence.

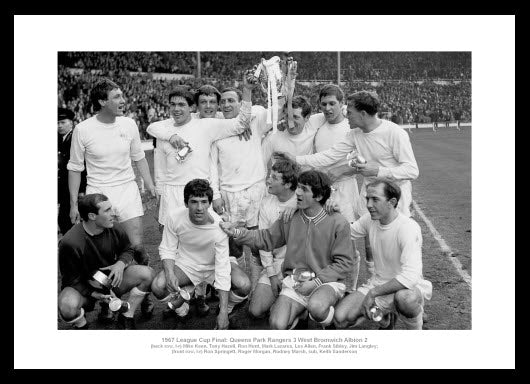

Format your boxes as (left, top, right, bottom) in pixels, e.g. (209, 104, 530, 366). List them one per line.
(246, 55, 297, 132)
(346, 149, 367, 168)
(292, 267, 315, 288)
(175, 144, 193, 163)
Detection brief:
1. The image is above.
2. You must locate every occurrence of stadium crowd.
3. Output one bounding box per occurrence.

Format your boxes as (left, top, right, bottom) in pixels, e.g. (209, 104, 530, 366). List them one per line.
(60, 52, 471, 81)
(58, 52, 471, 139)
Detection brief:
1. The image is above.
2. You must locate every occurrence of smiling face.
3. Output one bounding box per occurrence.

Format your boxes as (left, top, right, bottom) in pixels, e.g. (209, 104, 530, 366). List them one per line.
(220, 91, 241, 119)
(365, 183, 395, 222)
(186, 195, 211, 225)
(320, 95, 343, 124)
(285, 107, 308, 136)
(101, 88, 126, 117)
(170, 96, 192, 126)
(197, 94, 219, 118)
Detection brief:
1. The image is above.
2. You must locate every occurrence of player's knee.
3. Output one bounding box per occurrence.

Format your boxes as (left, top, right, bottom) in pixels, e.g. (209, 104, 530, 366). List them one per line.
(333, 303, 349, 328)
(150, 272, 167, 299)
(269, 312, 289, 330)
(58, 293, 82, 320)
(394, 289, 421, 317)
(307, 299, 329, 322)
(248, 300, 266, 319)
(137, 266, 155, 287)
(234, 276, 251, 296)
(231, 268, 251, 296)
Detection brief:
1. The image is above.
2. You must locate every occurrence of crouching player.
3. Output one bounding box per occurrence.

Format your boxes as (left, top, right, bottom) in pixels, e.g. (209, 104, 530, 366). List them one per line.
(58, 194, 155, 330)
(220, 170, 354, 329)
(151, 179, 251, 330)
(333, 179, 432, 330)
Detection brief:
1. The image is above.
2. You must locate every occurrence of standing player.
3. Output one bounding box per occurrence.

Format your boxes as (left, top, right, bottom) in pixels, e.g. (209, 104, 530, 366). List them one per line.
(190, 84, 224, 119)
(210, 87, 283, 296)
(261, 96, 316, 171)
(67, 78, 157, 318)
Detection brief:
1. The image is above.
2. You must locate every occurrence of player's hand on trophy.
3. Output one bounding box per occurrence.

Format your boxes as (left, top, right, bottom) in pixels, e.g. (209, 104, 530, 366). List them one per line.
(100, 261, 126, 288)
(294, 279, 316, 296)
(165, 272, 180, 294)
(219, 220, 239, 237)
(242, 69, 258, 90)
(168, 133, 189, 150)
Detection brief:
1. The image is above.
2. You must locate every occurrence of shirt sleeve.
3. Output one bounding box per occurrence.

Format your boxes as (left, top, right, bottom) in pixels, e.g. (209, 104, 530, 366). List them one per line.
(316, 219, 354, 283)
(296, 133, 355, 169)
(261, 134, 273, 174)
(129, 120, 145, 162)
(207, 101, 252, 143)
(350, 213, 371, 239)
(253, 105, 272, 136)
(158, 216, 180, 261)
(377, 128, 419, 181)
(146, 121, 173, 141)
(66, 125, 86, 172)
(209, 142, 221, 201)
(394, 221, 424, 289)
(234, 218, 287, 253)
(213, 233, 231, 291)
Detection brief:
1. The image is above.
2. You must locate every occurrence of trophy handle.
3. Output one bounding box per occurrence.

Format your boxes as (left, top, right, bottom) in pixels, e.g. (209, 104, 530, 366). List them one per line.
(282, 60, 297, 129)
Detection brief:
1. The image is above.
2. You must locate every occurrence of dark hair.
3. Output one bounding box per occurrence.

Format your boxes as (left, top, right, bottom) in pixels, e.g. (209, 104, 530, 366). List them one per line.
(90, 78, 121, 112)
(169, 86, 195, 107)
(220, 87, 242, 102)
(78, 193, 109, 221)
(290, 95, 312, 118)
(298, 170, 331, 206)
(319, 84, 344, 103)
(271, 159, 300, 191)
(346, 91, 380, 116)
(194, 85, 221, 105)
(366, 178, 401, 208)
(184, 179, 213, 204)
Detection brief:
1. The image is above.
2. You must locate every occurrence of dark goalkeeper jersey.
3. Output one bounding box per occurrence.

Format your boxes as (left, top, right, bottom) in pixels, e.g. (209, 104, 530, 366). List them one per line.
(58, 222, 134, 296)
